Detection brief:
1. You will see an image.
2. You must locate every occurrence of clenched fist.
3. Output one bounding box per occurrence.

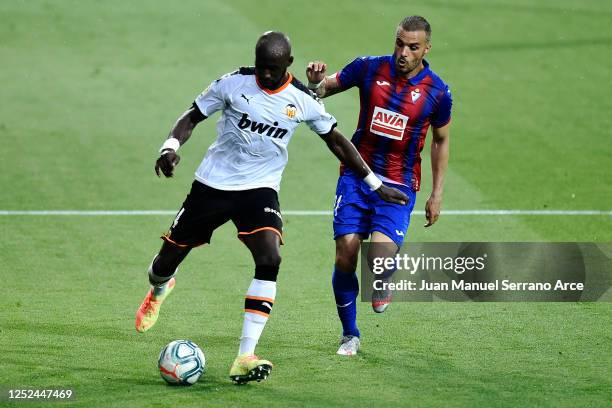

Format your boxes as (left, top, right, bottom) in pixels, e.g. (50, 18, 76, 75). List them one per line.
(155, 150, 181, 178)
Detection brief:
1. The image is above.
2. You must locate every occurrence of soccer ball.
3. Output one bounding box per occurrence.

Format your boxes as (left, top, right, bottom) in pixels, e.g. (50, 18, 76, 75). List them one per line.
(158, 340, 206, 385)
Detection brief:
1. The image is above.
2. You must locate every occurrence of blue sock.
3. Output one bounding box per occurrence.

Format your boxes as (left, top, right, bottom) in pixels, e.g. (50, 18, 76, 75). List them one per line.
(332, 266, 360, 338)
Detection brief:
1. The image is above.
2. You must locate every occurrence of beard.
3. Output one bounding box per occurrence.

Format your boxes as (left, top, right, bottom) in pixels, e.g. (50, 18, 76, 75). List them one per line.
(395, 56, 422, 74)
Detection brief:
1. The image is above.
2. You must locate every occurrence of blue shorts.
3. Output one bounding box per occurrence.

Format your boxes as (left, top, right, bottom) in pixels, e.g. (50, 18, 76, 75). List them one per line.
(333, 174, 417, 246)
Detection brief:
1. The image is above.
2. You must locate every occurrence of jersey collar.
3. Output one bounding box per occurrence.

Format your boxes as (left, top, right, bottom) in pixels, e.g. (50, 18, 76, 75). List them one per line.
(389, 56, 430, 85)
(256, 72, 293, 95)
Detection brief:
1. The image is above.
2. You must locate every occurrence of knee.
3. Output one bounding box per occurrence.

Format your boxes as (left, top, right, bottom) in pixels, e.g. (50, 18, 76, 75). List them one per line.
(252, 245, 281, 281)
(366, 245, 398, 277)
(335, 236, 361, 273)
(254, 252, 282, 268)
(335, 249, 358, 273)
(366, 243, 397, 267)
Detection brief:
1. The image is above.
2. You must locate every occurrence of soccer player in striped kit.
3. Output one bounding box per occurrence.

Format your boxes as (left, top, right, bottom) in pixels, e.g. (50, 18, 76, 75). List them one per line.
(134, 31, 407, 383)
(306, 16, 453, 355)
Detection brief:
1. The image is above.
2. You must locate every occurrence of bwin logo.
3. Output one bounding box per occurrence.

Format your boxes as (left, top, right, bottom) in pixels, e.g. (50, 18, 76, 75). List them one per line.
(238, 113, 288, 139)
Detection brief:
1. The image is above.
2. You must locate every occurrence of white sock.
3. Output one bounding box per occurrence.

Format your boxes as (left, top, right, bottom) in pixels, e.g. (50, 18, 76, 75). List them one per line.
(238, 279, 276, 356)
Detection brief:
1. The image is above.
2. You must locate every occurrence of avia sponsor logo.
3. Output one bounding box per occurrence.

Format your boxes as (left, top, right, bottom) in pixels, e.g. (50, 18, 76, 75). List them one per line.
(369, 106, 409, 140)
(264, 207, 282, 220)
(238, 114, 288, 139)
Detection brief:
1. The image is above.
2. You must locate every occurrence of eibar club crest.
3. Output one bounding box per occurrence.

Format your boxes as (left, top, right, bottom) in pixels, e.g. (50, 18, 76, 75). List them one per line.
(410, 88, 421, 103)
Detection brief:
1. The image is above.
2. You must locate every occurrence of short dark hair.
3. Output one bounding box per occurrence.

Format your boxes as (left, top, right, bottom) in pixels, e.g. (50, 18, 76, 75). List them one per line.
(398, 15, 431, 42)
(256, 31, 292, 58)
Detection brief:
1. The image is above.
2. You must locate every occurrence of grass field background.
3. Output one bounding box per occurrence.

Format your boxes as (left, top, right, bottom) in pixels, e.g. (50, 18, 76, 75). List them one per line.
(1, 0, 611, 406)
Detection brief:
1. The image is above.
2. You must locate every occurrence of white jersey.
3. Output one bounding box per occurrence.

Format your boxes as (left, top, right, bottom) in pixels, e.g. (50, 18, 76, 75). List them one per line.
(193, 68, 336, 191)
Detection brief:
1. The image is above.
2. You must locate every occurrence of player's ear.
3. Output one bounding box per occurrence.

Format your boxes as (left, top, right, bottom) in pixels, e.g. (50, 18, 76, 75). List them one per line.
(287, 56, 294, 67)
(424, 43, 431, 55)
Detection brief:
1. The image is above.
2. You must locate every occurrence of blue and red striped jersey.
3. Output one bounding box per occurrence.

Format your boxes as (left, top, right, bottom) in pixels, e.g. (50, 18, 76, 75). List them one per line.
(336, 55, 452, 191)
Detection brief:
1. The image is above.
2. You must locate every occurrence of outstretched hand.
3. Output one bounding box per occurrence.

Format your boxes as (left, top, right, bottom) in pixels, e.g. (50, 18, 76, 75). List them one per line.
(424, 194, 442, 227)
(376, 184, 409, 206)
(155, 150, 181, 178)
(306, 61, 327, 84)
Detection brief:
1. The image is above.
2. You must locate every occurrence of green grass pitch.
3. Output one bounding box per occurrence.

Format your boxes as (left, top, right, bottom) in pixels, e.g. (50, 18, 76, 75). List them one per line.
(1, 0, 611, 407)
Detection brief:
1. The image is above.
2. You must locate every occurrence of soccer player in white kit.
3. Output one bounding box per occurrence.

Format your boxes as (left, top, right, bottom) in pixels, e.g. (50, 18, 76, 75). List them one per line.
(135, 31, 407, 384)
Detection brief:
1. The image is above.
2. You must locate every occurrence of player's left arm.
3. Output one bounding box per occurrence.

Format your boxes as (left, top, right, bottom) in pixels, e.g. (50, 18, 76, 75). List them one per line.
(320, 127, 408, 205)
(425, 123, 450, 227)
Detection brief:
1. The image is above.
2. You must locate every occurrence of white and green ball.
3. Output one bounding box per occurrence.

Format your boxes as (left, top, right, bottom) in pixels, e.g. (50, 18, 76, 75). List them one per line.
(158, 340, 206, 385)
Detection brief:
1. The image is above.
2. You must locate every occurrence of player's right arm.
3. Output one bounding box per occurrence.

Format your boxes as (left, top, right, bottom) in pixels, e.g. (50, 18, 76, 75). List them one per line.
(155, 107, 206, 178)
(306, 61, 343, 98)
(155, 72, 230, 178)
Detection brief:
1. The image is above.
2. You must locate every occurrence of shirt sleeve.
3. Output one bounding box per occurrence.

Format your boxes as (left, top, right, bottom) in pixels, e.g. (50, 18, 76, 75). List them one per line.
(336, 57, 368, 90)
(303, 96, 337, 135)
(193, 75, 230, 117)
(431, 85, 452, 128)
